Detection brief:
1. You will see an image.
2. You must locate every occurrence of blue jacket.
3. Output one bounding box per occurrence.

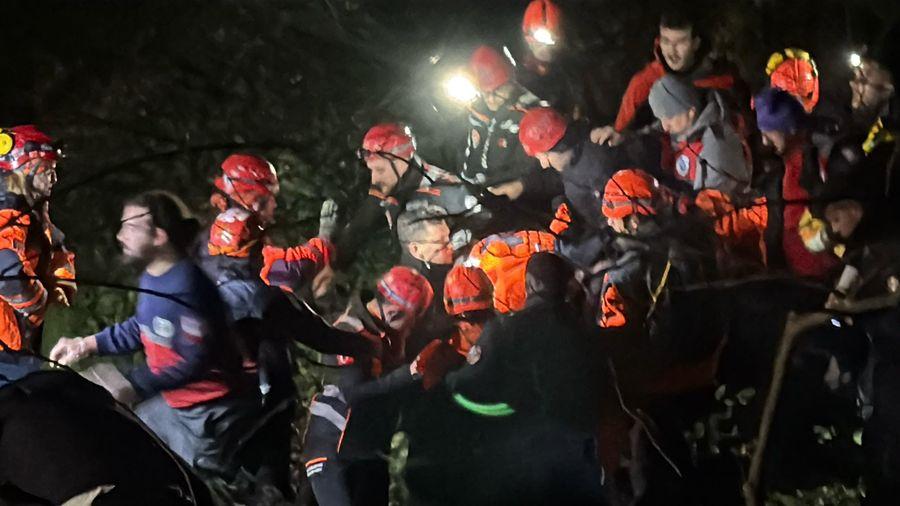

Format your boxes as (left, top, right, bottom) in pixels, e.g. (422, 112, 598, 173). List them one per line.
(95, 259, 240, 408)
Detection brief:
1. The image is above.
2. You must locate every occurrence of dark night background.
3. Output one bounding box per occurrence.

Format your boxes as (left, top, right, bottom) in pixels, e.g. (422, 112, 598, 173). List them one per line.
(1, 0, 898, 504)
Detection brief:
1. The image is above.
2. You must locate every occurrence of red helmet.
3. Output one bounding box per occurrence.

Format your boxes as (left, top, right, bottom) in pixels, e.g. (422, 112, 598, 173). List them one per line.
(522, 0, 562, 43)
(378, 266, 435, 317)
(468, 46, 513, 93)
(519, 107, 567, 156)
(443, 264, 493, 316)
(362, 123, 415, 159)
(602, 169, 660, 219)
(208, 207, 262, 258)
(766, 48, 820, 113)
(214, 154, 279, 211)
(0, 125, 58, 174)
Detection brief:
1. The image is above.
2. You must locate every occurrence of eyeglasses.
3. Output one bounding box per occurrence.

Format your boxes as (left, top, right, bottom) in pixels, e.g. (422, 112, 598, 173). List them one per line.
(483, 88, 512, 103)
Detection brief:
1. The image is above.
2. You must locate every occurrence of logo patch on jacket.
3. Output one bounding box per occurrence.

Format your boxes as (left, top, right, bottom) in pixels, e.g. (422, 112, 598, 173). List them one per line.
(466, 345, 482, 365)
(142, 317, 175, 347)
(676, 154, 691, 178)
(153, 317, 175, 338)
(180, 315, 206, 343)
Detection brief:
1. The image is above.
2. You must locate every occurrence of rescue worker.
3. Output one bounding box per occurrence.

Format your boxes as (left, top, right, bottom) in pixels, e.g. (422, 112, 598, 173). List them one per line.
(462, 45, 542, 189)
(301, 266, 433, 506)
(316, 264, 495, 505)
(466, 230, 557, 314)
(338, 263, 496, 399)
(597, 169, 716, 329)
(517, 106, 659, 233)
(203, 153, 333, 496)
(597, 170, 732, 504)
(517, 0, 586, 119)
(203, 154, 283, 344)
(318, 123, 462, 293)
(442, 253, 604, 505)
(439, 263, 495, 363)
(827, 50, 899, 206)
(0, 125, 75, 354)
(462, 45, 565, 218)
(753, 87, 839, 279)
(593, 6, 746, 139)
(648, 74, 752, 193)
(49, 191, 254, 476)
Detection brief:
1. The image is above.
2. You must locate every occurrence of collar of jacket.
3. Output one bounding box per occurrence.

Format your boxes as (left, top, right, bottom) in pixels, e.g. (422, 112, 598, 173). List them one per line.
(389, 159, 426, 201)
(0, 192, 28, 212)
(675, 89, 728, 143)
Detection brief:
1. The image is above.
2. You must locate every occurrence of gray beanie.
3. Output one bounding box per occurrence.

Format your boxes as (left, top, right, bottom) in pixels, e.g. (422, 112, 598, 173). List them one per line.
(648, 74, 702, 119)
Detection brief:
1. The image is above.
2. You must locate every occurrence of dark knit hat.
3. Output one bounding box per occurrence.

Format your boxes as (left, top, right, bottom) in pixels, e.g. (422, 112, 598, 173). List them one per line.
(648, 74, 701, 119)
(754, 87, 807, 133)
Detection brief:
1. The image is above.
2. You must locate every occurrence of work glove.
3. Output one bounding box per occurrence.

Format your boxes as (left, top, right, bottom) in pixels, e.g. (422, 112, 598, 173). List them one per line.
(450, 228, 473, 252)
(410, 339, 464, 390)
(318, 199, 339, 240)
(49, 336, 93, 366)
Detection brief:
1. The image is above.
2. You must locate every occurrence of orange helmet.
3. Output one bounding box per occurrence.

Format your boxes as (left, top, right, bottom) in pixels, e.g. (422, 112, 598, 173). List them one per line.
(378, 266, 435, 317)
(361, 123, 415, 160)
(444, 264, 493, 316)
(601, 169, 660, 219)
(522, 0, 562, 44)
(519, 106, 567, 156)
(468, 45, 513, 93)
(766, 48, 819, 113)
(208, 207, 262, 258)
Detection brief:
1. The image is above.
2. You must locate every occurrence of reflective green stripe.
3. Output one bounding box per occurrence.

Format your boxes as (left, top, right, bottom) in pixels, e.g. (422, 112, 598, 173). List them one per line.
(451, 393, 515, 417)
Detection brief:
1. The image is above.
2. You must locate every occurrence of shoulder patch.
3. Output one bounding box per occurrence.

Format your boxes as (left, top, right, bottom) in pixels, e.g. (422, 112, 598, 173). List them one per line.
(676, 154, 691, 177)
(152, 316, 176, 339)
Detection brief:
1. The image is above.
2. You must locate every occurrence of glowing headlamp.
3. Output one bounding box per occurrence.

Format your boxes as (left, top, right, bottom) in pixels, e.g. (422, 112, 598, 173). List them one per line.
(531, 27, 556, 46)
(444, 72, 479, 104)
(849, 52, 863, 69)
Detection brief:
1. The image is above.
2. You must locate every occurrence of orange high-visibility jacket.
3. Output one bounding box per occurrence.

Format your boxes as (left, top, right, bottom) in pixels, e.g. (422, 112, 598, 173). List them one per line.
(0, 208, 76, 351)
(468, 231, 557, 313)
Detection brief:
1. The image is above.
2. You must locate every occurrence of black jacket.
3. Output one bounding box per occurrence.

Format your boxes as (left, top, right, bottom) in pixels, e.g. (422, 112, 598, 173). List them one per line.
(445, 298, 599, 433)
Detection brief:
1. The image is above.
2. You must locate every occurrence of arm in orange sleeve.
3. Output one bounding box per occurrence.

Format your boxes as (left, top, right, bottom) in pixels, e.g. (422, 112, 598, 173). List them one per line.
(260, 237, 334, 291)
(549, 202, 572, 235)
(48, 248, 76, 305)
(598, 276, 627, 328)
(0, 248, 48, 328)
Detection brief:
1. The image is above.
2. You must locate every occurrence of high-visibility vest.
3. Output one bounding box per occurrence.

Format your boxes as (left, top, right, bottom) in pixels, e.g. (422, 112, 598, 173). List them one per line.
(467, 230, 556, 313)
(0, 208, 75, 351)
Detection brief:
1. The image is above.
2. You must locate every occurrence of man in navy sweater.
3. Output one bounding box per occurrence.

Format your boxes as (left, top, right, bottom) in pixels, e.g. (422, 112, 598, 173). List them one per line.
(50, 191, 254, 476)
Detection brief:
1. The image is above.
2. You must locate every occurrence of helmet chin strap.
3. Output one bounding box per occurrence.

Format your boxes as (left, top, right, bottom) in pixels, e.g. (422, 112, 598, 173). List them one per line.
(389, 158, 402, 192)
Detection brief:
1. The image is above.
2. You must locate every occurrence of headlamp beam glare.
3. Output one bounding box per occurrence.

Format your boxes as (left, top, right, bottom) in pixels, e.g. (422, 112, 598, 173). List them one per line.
(444, 73, 478, 104)
(532, 28, 556, 46)
(849, 52, 862, 69)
